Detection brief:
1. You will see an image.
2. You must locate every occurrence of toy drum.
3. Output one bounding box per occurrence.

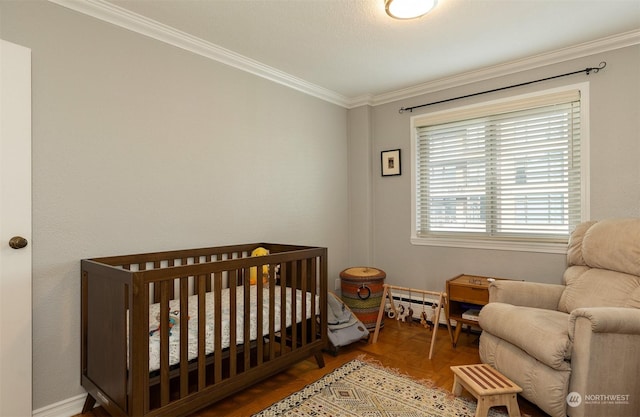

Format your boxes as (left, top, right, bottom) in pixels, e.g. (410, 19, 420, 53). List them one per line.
(340, 267, 386, 330)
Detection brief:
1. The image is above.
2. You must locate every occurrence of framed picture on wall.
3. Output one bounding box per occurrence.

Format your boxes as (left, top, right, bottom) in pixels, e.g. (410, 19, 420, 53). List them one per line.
(381, 149, 401, 176)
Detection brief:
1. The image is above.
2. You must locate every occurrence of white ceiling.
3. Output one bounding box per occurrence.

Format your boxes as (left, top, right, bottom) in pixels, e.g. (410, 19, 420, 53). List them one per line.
(60, 0, 640, 106)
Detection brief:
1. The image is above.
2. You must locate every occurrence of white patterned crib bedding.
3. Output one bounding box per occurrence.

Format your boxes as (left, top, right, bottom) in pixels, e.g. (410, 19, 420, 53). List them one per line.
(145, 285, 318, 373)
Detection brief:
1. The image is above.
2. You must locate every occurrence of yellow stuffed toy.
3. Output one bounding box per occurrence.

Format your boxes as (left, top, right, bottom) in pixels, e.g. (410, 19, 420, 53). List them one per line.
(250, 247, 270, 285)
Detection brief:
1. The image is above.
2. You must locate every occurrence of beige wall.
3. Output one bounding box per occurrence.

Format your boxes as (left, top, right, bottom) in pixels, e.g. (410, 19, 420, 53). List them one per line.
(352, 45, 640, 292)
(347, 105, 374, 268)
(1, 1, 349, 409)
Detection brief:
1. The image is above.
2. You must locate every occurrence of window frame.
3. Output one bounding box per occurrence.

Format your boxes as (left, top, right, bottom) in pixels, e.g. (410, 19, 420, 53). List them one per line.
(410, 83, 590, 254)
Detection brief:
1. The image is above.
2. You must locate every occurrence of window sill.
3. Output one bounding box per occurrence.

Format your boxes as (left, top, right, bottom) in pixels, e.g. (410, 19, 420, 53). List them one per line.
(410, 236, 567, 254)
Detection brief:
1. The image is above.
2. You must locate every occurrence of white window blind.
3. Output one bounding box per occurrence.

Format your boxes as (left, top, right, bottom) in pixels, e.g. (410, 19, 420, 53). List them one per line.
(413, 88, 584, 245)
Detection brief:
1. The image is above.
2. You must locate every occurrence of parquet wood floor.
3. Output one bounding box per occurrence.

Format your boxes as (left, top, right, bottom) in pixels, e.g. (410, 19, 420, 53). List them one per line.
(76, 319, 548, 417)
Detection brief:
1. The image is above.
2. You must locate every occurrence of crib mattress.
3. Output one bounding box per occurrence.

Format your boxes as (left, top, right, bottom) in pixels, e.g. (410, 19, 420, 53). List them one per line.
(145, 285, 317, 372)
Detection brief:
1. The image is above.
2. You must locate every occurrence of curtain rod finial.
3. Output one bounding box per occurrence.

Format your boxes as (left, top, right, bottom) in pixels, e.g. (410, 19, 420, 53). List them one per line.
(587, 61, 607, 75)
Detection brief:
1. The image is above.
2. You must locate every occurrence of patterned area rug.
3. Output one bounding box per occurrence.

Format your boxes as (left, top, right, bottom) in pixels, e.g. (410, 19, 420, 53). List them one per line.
(253, 359, 508, 416)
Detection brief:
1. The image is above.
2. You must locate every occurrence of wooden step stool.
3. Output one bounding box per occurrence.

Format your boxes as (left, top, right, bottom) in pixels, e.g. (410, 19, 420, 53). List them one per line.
(450, 364, 522, 417)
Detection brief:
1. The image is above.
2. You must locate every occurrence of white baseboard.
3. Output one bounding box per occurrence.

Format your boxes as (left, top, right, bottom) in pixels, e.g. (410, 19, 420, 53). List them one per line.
(33, 393, 89, 417)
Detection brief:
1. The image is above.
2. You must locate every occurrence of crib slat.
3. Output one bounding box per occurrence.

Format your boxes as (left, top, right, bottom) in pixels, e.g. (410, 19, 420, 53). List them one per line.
(197, 275, 206, 391)
(267, 267, 274, 361)
(213, 271, 223, 384)
(301, 260, 308, 346)
(179, 277, 189, 398)
(159, 281, 170, 406)
(256, 266, 264, 366)
(243, 267, 251, 369)
(310, 257, 317, 342)
(207, 256, 214, 292)
(229, 270, 237, 377)
(290, 261, 298, 350)
(279, 263, 287, 355)
(154, 261, 175, 303)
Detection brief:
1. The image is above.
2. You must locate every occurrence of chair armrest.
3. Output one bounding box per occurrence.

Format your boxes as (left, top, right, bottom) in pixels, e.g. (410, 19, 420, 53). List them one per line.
(568, 307, 640, 416)
(488, 281, 564, 310)
(569, 307, 640, 339)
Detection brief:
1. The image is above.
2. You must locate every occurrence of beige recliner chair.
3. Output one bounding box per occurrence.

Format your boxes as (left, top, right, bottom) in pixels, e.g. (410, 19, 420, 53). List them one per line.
(479, 218, 640, 417)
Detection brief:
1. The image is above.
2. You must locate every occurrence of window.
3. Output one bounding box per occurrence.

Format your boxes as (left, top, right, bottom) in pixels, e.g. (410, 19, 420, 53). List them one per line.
(411, 85, 589, 253)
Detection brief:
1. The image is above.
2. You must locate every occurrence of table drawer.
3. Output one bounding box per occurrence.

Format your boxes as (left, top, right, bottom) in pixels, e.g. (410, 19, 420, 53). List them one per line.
(448, 285, 489, 305)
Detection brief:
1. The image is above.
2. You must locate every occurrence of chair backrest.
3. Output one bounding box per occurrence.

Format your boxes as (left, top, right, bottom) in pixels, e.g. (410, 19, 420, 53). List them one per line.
(558, 218, 640, 313)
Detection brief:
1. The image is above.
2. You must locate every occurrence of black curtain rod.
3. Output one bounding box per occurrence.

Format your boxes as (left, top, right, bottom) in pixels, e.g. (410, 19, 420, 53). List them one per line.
(398, 61, 607, 114)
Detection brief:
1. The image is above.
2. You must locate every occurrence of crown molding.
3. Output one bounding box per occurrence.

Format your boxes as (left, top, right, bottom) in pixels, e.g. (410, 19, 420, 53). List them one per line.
(48, 0, 351, 107)
(48, 0, 639, 110)
(365, 29, 640, 108)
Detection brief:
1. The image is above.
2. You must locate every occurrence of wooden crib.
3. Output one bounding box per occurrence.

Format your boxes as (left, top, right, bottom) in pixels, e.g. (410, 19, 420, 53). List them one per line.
(81, 243, 327, 417)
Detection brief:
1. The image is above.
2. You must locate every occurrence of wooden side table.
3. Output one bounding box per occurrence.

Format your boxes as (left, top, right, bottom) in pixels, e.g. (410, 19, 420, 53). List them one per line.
(451, 364, 522, 417)
(445, 274, 508, 347)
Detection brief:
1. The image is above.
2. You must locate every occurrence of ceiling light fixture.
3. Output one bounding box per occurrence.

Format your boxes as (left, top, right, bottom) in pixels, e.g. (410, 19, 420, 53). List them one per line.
(385, 0, 437, 20)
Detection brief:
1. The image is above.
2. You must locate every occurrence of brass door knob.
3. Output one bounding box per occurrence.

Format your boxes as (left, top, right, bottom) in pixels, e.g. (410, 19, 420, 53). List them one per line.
(9, 236, 28, 249)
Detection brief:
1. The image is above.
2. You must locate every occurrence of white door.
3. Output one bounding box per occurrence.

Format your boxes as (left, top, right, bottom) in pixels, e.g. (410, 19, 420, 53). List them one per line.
(0, 39, 33, 417)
